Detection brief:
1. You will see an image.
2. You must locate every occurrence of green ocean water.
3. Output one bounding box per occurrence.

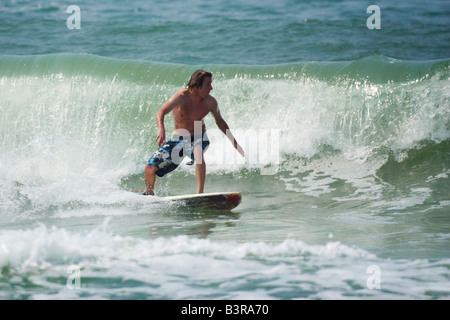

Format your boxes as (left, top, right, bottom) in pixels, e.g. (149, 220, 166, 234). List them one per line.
(0, 0, 449, 300)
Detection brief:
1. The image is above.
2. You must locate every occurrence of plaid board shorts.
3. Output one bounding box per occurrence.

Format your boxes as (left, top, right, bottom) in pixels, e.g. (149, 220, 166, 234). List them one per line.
(146, 133, 210, 177)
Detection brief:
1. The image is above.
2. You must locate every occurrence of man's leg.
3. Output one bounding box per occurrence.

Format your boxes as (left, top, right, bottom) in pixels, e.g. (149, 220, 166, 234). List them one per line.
(144, 164, 157, 195)
(193, 146, 205, 194)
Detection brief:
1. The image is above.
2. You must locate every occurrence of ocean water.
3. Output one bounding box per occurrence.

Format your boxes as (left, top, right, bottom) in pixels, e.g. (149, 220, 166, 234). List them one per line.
(0, 0, 449, 301)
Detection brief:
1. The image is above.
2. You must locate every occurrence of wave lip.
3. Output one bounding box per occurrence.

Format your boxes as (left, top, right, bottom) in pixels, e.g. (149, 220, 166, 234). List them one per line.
(0, 53, 448, 84)
(0, 53, 448, 181)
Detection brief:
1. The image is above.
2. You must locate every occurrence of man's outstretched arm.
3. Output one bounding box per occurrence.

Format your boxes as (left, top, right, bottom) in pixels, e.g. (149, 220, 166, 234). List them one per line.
(210, 100, 245, 157)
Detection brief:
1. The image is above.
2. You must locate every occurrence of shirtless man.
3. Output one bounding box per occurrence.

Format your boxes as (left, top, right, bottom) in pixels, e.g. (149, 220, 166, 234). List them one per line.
(144, 70, 245, 195)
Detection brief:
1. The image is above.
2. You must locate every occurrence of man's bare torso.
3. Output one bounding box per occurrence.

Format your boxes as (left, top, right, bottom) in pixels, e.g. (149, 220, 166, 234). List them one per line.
(172, 88, 212, 135)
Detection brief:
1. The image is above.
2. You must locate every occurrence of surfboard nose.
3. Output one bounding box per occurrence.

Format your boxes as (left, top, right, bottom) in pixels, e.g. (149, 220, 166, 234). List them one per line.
(226, 193, 242, 209)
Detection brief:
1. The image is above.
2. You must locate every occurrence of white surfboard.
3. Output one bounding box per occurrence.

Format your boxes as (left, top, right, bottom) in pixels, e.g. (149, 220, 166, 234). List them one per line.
(132, 191, 242, 210)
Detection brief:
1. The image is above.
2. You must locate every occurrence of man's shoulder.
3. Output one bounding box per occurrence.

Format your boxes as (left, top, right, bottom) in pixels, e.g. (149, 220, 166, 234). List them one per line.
(167, 89, 189, 105)
(174, 88, 189, 98)
(206, 95, 218, 108)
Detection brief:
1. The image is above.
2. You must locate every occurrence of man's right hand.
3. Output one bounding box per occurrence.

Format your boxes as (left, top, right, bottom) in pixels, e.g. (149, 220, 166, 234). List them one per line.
(155, 130, 166, 147)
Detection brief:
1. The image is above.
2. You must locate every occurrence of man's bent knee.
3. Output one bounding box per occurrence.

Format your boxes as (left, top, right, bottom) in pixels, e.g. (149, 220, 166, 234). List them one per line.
(145, 164, 158, 173)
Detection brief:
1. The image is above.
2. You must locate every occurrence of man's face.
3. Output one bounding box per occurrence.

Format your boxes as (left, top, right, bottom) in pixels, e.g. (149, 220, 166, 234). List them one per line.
(199, 77, 213, 98)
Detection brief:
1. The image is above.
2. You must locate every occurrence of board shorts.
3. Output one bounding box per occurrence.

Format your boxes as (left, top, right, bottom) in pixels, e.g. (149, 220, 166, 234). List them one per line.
(146, 133, 210, 177)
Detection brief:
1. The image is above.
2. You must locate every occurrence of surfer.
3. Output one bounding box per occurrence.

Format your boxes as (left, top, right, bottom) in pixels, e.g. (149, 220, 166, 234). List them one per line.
(143, 70, 245, 195)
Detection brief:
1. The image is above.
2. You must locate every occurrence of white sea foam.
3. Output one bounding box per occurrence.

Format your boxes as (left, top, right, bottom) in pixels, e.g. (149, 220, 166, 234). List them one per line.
(1, 223, 448, 299)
